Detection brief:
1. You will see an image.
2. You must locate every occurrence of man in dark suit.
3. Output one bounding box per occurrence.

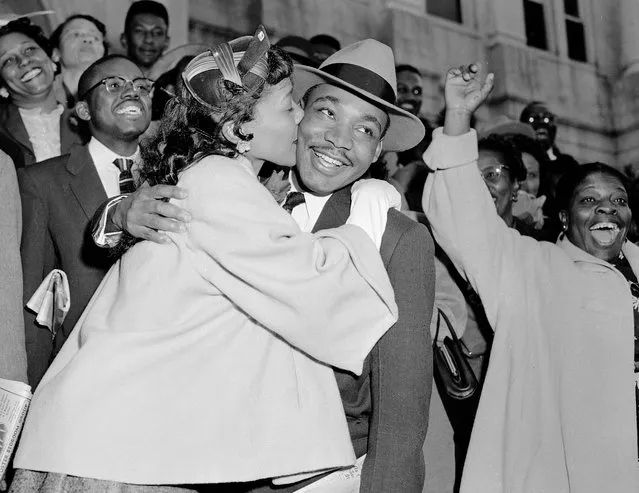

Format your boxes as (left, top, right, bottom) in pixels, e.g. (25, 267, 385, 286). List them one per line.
(19, 54, 152, 387)
(97, 39, 435, 492)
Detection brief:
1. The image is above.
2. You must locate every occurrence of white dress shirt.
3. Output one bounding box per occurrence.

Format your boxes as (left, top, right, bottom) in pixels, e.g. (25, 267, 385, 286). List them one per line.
(288, 174, 331, 232)
(88, 137, 140, 198)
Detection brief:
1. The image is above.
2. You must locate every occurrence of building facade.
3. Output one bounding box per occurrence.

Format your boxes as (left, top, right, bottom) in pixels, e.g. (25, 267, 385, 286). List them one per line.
(2, 0, 638, 166)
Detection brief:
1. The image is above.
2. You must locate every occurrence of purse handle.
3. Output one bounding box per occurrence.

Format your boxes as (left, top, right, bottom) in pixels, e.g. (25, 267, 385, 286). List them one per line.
(434, 308, 461, 344)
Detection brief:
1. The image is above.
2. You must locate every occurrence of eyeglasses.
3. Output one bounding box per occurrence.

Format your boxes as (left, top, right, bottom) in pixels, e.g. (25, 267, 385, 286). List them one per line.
(481, 165, 510, 184)
(80, 76, 154, 100)
(527, 114, 555, 125)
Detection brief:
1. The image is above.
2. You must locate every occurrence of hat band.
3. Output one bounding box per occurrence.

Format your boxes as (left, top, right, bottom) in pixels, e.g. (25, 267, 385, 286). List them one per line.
(321, 63, 396, 105)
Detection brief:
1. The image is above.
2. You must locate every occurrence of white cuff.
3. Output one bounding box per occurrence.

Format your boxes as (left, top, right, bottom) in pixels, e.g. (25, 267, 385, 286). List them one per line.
(423, 128, 478, 171)
(92, 195, 127, 248)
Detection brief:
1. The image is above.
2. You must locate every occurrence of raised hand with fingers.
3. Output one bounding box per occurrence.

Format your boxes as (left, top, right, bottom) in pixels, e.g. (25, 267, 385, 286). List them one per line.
(444, 63, 494, 136)
(445, 63, 494, 114)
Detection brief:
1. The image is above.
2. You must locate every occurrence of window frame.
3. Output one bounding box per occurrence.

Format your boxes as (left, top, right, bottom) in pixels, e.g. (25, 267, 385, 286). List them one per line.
(522, 0, 593, 64)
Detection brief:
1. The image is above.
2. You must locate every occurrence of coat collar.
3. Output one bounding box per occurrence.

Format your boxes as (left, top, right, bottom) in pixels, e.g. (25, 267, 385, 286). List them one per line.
(559, 234, 639, 274)
(311, 185, 352, 233)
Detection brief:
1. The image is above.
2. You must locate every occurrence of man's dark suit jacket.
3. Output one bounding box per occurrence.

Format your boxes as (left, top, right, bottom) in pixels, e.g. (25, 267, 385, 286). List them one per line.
(0, 101, 85, 169)
(247, 186, 435, 493)
(18, 144, 115, 387)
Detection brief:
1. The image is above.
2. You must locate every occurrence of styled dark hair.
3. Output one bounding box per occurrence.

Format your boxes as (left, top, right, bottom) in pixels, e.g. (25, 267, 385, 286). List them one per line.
(0, 17, 51, 56)
(50, 14, 108, 55)
(77, 54, 135, 101)
(125, 0, 169, 33)
(140, 46, 293, 187)
(555, 162, 630, 213)
(478, 134, 527, 182)
(309, 34, 340, 51)
(395, 64, 421, 77)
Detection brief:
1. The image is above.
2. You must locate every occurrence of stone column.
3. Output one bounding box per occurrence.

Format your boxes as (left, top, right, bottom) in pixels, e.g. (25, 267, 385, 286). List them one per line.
(620, 0, 639, 76)
(485, 0, 526, 45)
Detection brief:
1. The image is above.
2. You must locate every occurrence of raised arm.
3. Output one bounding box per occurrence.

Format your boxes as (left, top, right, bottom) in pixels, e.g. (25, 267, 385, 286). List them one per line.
(182, 157, 398, 375)
(422, 64, 539, 326)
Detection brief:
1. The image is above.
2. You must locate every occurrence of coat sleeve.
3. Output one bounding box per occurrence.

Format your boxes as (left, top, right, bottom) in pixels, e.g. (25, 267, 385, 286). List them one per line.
(18, 167, 55, 387)
(0, 152, 27, 383)
(422, 129, 540, 327)
(180, 157, 398, 375)
(360, 222, 434, 493)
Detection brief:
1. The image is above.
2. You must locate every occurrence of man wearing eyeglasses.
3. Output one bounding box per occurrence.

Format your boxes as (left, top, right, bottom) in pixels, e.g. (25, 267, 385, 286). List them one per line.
(18, 54, 153, 387)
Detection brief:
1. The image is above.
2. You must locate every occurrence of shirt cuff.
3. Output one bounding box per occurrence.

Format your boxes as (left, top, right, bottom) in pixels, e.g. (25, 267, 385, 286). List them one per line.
(92, 195, 127, 248)
(422, 128, 478, 171)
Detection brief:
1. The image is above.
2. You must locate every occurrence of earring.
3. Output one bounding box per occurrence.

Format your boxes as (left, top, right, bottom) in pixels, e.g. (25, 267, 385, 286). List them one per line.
(236, 140, 251, 154)
(0, 87, 9, 98)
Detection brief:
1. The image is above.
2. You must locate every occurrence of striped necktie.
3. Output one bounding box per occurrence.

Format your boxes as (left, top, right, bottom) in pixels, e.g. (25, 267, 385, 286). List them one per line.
(113, 158, 136, 194)
(282, 191, 305, 213)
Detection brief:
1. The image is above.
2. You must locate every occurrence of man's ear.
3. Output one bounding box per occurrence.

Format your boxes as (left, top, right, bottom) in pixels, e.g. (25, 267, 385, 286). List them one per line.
(51, 48, 60, 63)
(120, 33, 128, 52)
(162, 34, 170, 53)
(221, 121, 240, 144)
(75, 100, 91, 122)
(373, 140, 383, 162)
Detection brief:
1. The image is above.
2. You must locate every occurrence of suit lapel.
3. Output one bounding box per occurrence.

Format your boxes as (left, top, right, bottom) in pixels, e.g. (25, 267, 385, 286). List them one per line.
(311, 186, 352, 233)
(66, 145, 108, 221)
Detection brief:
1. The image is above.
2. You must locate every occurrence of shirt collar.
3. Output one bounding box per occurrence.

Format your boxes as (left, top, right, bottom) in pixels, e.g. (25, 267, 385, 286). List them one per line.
(88, 136, 141, 167)
(289, 169, 333, 219)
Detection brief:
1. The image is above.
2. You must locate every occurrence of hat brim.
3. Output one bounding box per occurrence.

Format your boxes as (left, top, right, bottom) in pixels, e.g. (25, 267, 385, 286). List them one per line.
(293, 64, 425, 152)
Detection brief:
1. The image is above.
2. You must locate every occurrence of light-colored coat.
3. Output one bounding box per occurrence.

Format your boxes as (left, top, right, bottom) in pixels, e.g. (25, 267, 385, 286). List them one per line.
(14, 155, 398, 485)
(423, 129, 638, 493)
(0, 150, 27, 383)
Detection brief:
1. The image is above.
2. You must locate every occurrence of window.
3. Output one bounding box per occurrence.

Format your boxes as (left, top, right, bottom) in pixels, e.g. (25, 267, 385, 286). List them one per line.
(564, 0, 587, 61)
(523, 0, 548, 50)
(427, 0, 462, 24)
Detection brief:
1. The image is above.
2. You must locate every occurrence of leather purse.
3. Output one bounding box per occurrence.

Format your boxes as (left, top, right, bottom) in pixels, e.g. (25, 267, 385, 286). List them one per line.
(433, 308, 478, 400)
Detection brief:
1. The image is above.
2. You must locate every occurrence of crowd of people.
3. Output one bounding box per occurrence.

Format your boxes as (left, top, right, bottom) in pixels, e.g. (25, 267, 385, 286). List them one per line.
(0, 1, 637, 492)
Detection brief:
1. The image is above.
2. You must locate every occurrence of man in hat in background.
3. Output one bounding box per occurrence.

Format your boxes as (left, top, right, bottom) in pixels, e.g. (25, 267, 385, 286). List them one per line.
(92, 39, 435, 493)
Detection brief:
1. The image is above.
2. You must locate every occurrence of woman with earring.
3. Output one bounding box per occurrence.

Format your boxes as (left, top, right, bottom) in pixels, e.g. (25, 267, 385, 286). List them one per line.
(0, 18, 85, 168)
(424, 64, 638, 493)
(10, 27, 401, 492)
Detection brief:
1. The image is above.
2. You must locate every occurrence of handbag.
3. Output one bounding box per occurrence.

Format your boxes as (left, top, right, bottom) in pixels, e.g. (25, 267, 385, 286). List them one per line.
(433, 308, 478, 400)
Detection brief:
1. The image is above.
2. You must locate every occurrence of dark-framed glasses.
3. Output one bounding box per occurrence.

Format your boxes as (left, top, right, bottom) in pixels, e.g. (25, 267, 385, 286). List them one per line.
(80, 76, 154, 100)
(481, 165, 510, 184)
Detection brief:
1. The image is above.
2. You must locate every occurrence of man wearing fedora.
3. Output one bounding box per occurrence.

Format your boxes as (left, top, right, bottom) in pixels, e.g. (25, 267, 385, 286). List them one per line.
(93, 39, 435, 493)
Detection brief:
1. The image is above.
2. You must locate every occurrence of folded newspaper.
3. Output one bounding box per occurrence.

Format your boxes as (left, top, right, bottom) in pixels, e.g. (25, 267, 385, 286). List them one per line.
(0, 379, 32, 480)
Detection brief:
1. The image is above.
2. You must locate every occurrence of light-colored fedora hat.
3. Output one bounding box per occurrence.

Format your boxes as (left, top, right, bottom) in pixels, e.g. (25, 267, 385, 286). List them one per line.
(293, 39, 425, 152)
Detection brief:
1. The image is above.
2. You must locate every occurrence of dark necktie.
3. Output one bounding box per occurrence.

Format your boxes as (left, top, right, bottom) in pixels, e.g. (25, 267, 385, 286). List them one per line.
(113, 158, 136, 194)
(282, 191, 305, 214)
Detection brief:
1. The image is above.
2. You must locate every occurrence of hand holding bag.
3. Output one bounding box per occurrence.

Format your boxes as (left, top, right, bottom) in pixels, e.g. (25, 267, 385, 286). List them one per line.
(433, 308, 478, 400)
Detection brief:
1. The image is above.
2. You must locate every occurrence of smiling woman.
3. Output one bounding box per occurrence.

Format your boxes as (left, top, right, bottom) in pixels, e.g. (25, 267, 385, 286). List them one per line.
(0, 18, 85, 167)
(424, 63, 639, 492)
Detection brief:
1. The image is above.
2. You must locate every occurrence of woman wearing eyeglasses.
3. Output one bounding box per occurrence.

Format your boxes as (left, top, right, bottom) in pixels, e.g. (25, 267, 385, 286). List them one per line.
(0, 18, 86, 168)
